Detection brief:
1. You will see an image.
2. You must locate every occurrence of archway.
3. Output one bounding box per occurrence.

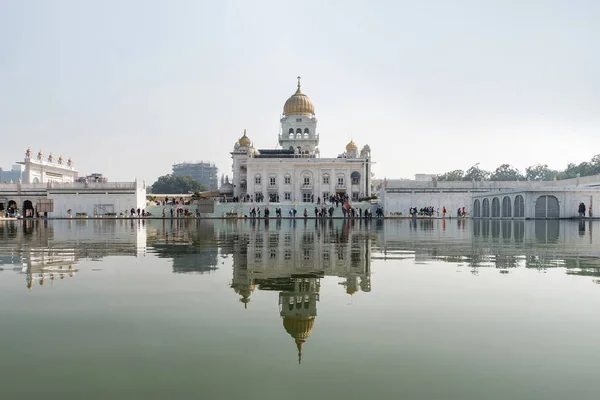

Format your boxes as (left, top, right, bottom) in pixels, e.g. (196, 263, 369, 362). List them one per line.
(473, 199, 481, 218)
(482, 198, 490, 218)
(502, 196, 512, 218)
(491, 197, 500, 217)
(7, 200, 17, 217)
(514, 195, 524, 218)
(23, 200, 34, 218)
(535, 195, 560, 218)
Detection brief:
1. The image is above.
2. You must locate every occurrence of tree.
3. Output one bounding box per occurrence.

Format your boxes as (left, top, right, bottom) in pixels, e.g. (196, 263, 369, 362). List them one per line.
(463, 163, 490, 181)
(490, 164, 525, 181)
(151, 174, 208, 194)
(525, 164, 557, 181)
(437, 170, 465, 181)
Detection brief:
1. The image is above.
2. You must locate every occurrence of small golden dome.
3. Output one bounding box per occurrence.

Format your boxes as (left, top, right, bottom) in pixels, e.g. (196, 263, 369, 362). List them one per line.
(26, 148, 32, 154)
(283, 77, 314, 116)
(38, 150, 43, 157)
(68, 157, 73, 164)
(48, 153, 54, 160)
(346, 140, 358, 152)
(238, 129, 251, 147)
(58, 155, 64, 162)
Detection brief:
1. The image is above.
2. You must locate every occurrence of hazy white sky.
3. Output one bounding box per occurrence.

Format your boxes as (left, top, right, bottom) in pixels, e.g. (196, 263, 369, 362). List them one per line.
(1, 0, 599, 183)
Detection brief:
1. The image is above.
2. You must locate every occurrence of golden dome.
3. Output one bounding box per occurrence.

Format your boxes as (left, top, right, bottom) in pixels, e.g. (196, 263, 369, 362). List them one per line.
(68, 157, 73, 164)
(58, 155, 64, 162)
(283, 77, 314, 116)
(346, 140, 358, 152)
(38, 150, 43, 158)
(238, 129, 251, 147)
(283, 316, 315, 364)
(283, 316, 314, 341)
(26, 148, 32, 155)
(48, 153, 54, 160)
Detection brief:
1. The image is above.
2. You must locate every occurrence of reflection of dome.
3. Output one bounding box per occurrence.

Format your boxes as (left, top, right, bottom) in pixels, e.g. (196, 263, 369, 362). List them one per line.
(346, 141, 358, 152)
(238, 129, 251, 147)
(283, 77, 315, 116)
(346, 287, 357, 295)
(283, 316, 315, 364)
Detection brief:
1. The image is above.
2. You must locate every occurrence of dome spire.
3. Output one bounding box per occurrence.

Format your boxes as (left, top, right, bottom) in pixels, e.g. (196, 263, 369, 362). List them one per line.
(283, 77, 314, 115)
(296, 339, 304, 364)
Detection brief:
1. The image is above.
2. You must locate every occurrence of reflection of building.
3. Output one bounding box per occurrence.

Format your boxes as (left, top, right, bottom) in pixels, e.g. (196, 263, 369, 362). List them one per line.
(146, 219, 218, 274)
(0, 219, 147, 289)
(228, 219, 373, 362)
(376, 219, 600, 275)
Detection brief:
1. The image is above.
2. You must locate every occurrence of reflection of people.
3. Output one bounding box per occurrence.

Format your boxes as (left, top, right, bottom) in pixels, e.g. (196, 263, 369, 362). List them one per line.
(590, 206, 593, 218)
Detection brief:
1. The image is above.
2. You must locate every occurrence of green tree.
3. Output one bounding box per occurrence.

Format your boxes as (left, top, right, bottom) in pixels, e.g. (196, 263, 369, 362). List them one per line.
(490, 164, 525, 181)
(463, 163, 490, 181)
(151, 174, 208, 194)
(437, 170, 465, 181)
(525, 164, 557, 181)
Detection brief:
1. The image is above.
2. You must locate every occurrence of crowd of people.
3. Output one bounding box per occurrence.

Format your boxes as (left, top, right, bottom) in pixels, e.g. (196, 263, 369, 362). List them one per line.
(243, 204, 373, 219)
(407, 206, 468, 218)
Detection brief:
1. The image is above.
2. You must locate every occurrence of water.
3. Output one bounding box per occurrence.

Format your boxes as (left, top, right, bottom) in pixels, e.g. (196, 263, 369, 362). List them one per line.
(1, 218, 599, 400)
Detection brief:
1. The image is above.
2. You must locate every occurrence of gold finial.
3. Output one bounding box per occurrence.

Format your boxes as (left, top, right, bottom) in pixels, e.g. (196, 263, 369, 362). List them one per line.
(243, 129, 247, 136)
(297, 76, 301, 89)
(296, 339, 304, 364)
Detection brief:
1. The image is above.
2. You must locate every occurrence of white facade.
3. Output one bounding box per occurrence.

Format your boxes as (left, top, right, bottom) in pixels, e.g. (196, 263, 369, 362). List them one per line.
(47, 181, 147, 218)
(19, 148, 77, 184)
(230, 79, 372, 203)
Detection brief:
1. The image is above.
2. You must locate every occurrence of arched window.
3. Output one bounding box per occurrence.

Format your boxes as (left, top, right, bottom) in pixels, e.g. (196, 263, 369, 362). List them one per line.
(473, 199, 481, 218)
(502, 196, 512, 218)
(351, 171, 361, 185)
(296, 128, 302, 134)
(322, 174, 330, 185)
(304, 128, 309, 134)
(514, 195, 524, 218)
(288, 128, 294, 138)
(535, 195, 560, 218)
(482, 198, 490, 218)
(491, 197, 500, 217)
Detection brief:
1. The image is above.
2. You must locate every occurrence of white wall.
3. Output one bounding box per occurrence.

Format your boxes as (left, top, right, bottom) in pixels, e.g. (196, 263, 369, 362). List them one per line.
(47, 182, 146, 217)
(381, 191, 473, 216)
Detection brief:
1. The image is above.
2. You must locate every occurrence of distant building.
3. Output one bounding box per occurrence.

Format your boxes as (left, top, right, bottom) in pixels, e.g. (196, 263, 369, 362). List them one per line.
(172, 162, 218, 191)
(414, 173, 437, 182)
(0, 164, 25, 183)
(76, 173, 107, 183)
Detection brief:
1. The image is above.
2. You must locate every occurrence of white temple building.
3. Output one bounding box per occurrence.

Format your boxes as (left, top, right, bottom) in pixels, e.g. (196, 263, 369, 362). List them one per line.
(230, 78, 372, 204)
(19, 148, 77, 184)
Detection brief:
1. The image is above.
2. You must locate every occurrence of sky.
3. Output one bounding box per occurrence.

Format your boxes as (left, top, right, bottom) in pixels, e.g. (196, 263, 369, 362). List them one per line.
(1, 0, 599, 183)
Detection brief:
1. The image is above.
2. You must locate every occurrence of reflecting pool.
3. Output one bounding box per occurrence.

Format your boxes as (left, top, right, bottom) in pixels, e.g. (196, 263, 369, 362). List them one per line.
(1, 218, 599, 399)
